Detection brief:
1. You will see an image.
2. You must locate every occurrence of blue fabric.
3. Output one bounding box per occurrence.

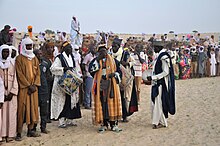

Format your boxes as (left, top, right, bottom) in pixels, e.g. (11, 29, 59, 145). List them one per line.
(152, 52, 176, 118)
(84, 76, 93, 107)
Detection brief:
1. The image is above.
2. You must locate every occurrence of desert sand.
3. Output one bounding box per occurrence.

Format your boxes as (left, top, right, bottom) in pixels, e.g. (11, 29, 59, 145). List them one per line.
(2, 77, 220, 146)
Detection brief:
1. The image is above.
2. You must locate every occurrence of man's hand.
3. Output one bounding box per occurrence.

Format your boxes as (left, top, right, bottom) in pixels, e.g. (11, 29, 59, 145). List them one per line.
(6, 92, 14, 101)
(64, 67, 73, 72)
(147, 76, 152, 81)
(108, 73, 115, 78)
(4, 95, 7, 101)
(28, 85, 37, 95)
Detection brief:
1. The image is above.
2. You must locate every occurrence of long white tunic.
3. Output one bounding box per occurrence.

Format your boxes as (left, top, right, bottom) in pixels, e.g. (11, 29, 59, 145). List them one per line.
(151, 49, 170, 127)
(50, 53, 80, 119)
(0, 77, 4, 141)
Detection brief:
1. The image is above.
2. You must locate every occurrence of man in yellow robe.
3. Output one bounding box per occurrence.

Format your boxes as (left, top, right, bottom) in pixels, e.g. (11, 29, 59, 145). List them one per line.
(89, 45, 122, 133)
(15, 37, 41, 141)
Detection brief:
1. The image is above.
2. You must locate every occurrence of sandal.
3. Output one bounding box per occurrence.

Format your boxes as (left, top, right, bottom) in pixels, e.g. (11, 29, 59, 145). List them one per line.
(6, 137, 14, 143)
(27, 131, 41, 137)
(98, 126, 106, 133)
(58, 124, 67, 128)
(111, 126, 122, 133)
(152, 124, 166, 129)
(15, 134, 22, 141)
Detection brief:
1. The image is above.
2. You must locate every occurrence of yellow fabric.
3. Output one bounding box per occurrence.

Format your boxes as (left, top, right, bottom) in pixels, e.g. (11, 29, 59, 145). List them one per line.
(92, 54, 122, 125)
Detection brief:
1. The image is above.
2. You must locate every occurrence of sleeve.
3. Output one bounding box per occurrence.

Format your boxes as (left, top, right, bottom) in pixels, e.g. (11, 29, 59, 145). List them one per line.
(114, 59, 122, 84)
(152, 57, 170, 81)
(15, 57, 31, 88)
(33, 59, 41, 86)
(9, 69, 18, 95)
(115, 59, 122, 79)
(128, 55, 135, 68)
(0, 77, 4, 103)
(50, 57, 64, 76)
(138, 52, 146, 64)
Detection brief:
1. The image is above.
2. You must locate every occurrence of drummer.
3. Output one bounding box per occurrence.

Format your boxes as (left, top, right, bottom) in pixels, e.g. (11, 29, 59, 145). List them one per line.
(50, 41, 82, 128)
(89, 44, 123, 133)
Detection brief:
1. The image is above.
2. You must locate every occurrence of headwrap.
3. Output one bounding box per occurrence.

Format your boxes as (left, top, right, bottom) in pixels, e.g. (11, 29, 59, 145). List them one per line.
(27, 25, 33, 37)
(112, 47, 123, 61)
(0, 44, 12, 69)
(113, 38, 122, 46)
(27, 25, 32, 29)
(61, 41, 71, 50)
(199, 46, 204, 52)
(10, 46, 19, 65)
(21, 37, 35, 60)
(71, 44, 79, 52)
(98, 44, 107, 51)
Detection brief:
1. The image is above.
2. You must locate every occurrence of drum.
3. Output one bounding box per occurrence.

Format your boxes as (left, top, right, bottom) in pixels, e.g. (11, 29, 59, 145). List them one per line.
(120, 65, 134, 88)
(58, 70, 83, 95)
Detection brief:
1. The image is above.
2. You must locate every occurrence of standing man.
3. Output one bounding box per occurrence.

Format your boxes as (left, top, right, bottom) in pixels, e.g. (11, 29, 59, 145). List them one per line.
(0, 76, 4, 143)
(42, 41, 55, 123)
(198, 46, 207, 78)
(50, 41, 81, 128)
(27, 25, 33, 38)
(145, 41, 175, 129)
(190, 46, 198, 78)
(130, 44, 145, 104)
(15, 37, 41, 140)
(33, 49, 50, 134)
(0, 25, 11, 45)
(70, 16, 81, 47)
(0, 45, 18, 142)
(111, 38, 138, 122)
(82, 45, 96, 109)
(89, 45, 122, 133)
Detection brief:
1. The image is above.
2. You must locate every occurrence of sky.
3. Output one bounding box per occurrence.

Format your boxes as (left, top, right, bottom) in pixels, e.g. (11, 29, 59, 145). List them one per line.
(0, 0, 220, 34)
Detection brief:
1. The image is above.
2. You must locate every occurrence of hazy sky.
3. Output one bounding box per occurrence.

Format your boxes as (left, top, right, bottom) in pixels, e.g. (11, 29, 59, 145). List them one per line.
(0, 0, 220, 34)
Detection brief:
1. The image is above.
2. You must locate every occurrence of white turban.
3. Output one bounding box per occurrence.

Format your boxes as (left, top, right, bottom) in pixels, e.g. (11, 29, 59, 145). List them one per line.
(10, 45, 19, 65)
(21, 37, 35, 60)
(10, 46, 19, 57)
(0, 44, 12, 69)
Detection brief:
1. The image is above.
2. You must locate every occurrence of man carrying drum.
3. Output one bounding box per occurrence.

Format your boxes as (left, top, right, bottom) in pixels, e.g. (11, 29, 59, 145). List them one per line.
(50, 41, 82, 128)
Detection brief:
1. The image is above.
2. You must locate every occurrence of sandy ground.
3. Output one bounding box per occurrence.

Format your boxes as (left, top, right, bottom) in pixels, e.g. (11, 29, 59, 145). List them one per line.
(2, 77, 220, 146)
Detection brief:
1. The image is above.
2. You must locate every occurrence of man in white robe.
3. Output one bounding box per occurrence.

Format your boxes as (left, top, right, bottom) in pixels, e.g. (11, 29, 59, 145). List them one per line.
(0, 72, 4, 143)
(145, 41, 175, 129)
(50, 41, 81, 128)
(70, 16, 82, 47)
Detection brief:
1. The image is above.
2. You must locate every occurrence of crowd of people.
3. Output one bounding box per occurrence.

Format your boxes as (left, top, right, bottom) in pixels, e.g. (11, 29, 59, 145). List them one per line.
(0, 18, 219, 144)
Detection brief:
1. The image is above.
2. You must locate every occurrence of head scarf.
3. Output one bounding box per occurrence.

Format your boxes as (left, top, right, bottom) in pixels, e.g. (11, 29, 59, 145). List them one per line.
(0, 44, 12, 69)
(199, 46, 204, 52)
(27, 25, 33, 37)
(27, 25, 32, 30)
(21, 37, 35, 60)
(10, 45, 19, 65)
